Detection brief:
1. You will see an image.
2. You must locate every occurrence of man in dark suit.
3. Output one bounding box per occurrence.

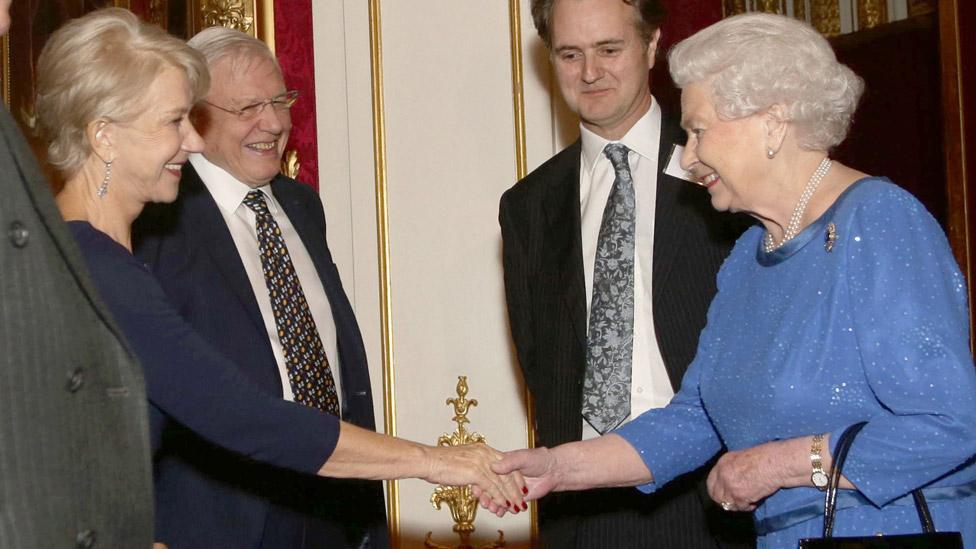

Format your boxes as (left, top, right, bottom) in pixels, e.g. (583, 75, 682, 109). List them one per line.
(0, 3, 155, 546)
(134, 27, 386, 549)
(499, 0, 748, 547)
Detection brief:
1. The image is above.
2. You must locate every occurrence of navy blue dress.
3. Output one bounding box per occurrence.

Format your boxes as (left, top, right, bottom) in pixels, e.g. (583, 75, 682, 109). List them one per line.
(69, 220, 338, 474)
(616, 179, 976, 547)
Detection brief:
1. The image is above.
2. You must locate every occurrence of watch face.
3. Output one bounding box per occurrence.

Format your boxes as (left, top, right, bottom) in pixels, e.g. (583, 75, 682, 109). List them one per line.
(812, 471, 829, 489)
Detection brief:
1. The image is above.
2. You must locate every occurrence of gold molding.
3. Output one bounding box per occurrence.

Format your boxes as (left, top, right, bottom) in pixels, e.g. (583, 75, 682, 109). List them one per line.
(368, 1, 399, 547)
(756, 0, 785, 14)
(857, 0, 888, 30)
(810, 0, 842, 36)
(195, 0, 273, 52)
(722, 0, 748, 17)
(507, 1, 537, 544)
(509, 0, 527, 181)
(201, 0, 254, 33)
(793, 0, 806, 20)
(256, 0, 275, 55)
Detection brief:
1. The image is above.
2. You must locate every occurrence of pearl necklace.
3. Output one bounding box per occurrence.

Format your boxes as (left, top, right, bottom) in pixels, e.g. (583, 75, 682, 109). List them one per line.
(764, 156, 832, 253)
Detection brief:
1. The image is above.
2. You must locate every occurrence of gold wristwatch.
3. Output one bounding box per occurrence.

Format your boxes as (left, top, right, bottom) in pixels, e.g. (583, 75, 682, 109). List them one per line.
(810, 433, 828, 491)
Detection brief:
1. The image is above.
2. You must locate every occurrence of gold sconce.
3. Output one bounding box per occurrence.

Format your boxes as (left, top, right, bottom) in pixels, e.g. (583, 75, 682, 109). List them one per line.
(424, 377, 506, 549)
(282, 149, 300, 180)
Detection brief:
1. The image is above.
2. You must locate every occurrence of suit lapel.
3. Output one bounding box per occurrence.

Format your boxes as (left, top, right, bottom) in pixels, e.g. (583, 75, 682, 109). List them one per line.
(180, 166, 267, 335)
(272, 177, 333, 294)
(652, 109, 693, 303)
(543, 141, 587, 349)
(652, 110, 699, 386)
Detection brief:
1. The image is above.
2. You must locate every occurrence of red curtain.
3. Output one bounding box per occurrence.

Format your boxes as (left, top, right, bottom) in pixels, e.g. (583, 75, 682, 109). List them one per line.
(273, 0, 320, 190)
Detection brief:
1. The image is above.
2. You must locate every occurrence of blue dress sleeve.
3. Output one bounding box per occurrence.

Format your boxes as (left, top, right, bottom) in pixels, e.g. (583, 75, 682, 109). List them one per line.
(835, 184, 976, 505)
(614, 245, 740, 492)
(76, 226, 338, 475)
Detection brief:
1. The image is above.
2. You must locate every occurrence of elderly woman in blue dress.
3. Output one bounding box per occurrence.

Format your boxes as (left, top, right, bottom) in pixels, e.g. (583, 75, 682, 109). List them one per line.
(495, 13, 976, 547)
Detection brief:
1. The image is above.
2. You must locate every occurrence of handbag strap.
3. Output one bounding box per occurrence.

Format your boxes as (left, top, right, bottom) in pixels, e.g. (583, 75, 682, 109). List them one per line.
(821, 421, 938, 537)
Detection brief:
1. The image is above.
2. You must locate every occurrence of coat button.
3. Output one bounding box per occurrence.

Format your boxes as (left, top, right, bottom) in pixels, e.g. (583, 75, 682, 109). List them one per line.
(67, 368, 84, 392)
(75, 529, 96, 548)
(8, 221, 29, 248)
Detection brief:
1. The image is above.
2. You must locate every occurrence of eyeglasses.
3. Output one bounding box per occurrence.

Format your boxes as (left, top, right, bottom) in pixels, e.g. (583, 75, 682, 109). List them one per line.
(203, 90, 300, 120)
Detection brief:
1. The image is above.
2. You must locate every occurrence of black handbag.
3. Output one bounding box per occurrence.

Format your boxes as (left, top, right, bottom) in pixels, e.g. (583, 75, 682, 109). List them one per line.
(797, 422, 964, 548)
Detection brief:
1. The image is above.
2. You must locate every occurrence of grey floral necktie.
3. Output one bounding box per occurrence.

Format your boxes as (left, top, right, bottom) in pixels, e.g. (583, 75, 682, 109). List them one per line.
(582, 143, 635, 434)
(243, 190, 340, 416)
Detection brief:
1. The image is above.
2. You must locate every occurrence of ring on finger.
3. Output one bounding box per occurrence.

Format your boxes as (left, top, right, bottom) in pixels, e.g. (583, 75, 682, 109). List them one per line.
(720, 501, 733, 512)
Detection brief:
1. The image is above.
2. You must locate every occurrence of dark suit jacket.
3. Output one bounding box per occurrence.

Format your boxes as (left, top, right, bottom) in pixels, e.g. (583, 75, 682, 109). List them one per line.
(499, 109, 750, 548)
(0, 108, 154, 547)
(134, 165, 387, 549)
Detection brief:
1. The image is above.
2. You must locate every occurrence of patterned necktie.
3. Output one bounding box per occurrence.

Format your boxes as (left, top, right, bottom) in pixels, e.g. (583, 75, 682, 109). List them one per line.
(582, 143, 636, 434)
(242, 190, 340, 416)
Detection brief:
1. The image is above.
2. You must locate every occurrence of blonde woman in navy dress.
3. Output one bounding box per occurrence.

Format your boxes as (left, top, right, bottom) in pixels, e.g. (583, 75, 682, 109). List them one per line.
(38, 8, 526, 519)
(494, 13, 976, 547)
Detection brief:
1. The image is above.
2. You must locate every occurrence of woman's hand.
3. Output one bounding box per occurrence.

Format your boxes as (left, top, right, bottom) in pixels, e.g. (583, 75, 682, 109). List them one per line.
(708, 435, 840, 512)
(707, 441, 786, 512)
(491, 447, 560, 501)
(491, 434, 653, 504)
(425, 443, 527, 516)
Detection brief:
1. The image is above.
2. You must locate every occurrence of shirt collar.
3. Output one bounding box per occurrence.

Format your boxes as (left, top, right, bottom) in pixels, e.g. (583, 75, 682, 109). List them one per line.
(580, 96, 660, 175)
(190, 154, 278, 215)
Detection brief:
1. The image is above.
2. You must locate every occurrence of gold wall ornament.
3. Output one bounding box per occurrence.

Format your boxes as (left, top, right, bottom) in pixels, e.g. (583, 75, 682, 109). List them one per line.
(793, 0, 806, 21)
(202, 0, 254, 33)
(810, 0, 842, 36)
(756, 0, 785, 14)
(856, 0, 888, 30)
(424, 377, 505, 549)
(722, 0, 748, 17)
(282, 149, 300, 180)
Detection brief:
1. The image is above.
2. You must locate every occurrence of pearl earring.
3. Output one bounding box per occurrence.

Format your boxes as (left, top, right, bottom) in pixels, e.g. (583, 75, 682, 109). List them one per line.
(767, 148, 776, 159)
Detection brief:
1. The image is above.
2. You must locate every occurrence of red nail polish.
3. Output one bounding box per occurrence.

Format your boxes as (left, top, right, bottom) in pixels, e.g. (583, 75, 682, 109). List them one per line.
(506, 500, 512, 507)
(513, 507, 519, 514)
(522, 486, 529, 495)
(522, 502, 528, 510)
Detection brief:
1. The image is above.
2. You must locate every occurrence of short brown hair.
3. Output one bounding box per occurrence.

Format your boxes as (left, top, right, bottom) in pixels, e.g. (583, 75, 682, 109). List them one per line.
(531, 0, 666, 49)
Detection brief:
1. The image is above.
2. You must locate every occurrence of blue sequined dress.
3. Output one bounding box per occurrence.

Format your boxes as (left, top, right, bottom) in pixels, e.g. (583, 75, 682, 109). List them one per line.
(616, 178, 976, 547)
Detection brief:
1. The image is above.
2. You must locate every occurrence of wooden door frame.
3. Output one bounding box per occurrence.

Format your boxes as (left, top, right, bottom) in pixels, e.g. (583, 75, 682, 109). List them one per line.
(939, 0, 976, 344)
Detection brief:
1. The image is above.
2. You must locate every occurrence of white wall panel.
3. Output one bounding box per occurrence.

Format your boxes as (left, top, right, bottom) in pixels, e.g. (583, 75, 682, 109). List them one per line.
(313, 1, 547, 546)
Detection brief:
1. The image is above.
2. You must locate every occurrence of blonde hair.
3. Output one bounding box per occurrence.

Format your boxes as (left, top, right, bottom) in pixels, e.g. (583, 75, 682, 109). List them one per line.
(669, 13, 864, 150)
(35, 8, 209, 177)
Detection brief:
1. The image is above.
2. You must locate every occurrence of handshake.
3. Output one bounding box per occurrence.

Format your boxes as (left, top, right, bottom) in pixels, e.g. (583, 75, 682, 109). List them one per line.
(426, 442, 560, 517)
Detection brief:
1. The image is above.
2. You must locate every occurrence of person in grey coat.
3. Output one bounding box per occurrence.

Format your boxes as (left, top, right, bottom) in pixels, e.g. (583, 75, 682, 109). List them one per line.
(0, 1, 156, 547)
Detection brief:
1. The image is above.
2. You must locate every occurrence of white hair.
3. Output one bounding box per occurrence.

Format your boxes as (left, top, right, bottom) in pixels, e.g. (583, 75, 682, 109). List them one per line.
(668, 13, 864, 151)
(187, 25, 280, 75)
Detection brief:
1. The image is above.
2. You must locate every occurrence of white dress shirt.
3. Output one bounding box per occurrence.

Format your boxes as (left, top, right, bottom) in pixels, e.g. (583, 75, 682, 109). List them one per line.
(190, 154, 343, 409)
(579, 99, 673, 440)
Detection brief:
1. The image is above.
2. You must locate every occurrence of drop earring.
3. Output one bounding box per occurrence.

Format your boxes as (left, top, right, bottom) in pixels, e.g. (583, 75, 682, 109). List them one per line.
(97, 159, 113, 198)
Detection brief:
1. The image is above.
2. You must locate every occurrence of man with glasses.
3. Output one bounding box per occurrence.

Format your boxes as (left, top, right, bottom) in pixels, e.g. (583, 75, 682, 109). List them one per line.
(134, 27, 387, 549)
